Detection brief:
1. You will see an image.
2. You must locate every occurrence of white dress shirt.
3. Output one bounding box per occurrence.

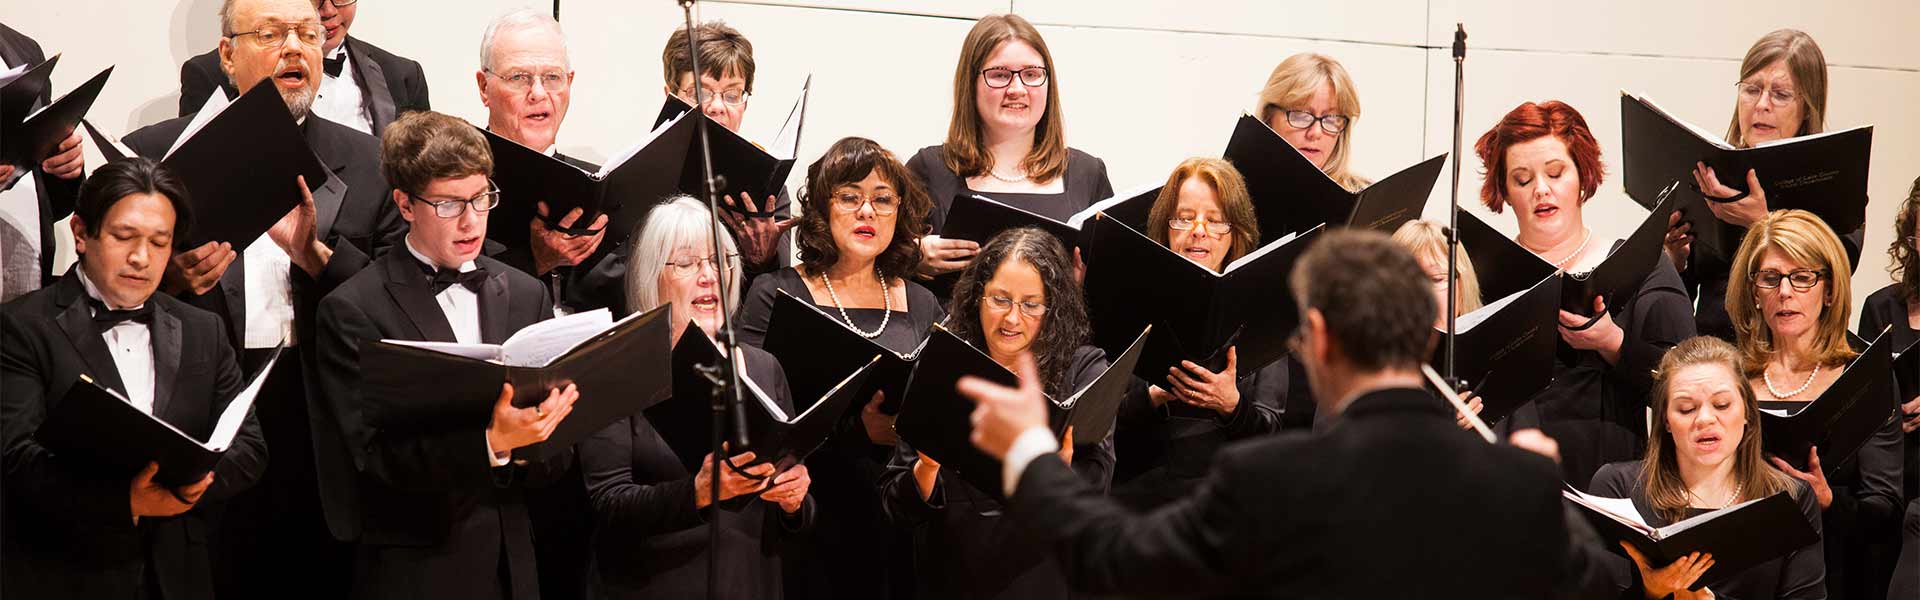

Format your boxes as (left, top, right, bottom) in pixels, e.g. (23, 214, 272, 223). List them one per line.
(1001, 427, 1061, 498)
(242, 233, 296, 348)
(77, 269, 157, 414)
(402, 238, 506, 465)
(313, 42, 373, 135)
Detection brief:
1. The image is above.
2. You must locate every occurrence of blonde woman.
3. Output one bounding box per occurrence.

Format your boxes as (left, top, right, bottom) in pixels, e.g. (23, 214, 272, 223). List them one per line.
(1392, 219, 1483, 327)
(1255, 53, 1371, 191)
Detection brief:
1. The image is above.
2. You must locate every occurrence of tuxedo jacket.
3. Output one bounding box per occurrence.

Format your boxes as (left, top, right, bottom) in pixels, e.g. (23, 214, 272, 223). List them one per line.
(0, 22, 83, 289)
(0, 271, 267, 599)
(178, 36, 430, 134)
(1010, 387, 1575, 599)
(313, 250, 564, 600)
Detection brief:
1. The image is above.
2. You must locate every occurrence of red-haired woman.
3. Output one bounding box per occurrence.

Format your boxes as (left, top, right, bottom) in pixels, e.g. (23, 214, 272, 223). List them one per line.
(1474, 100, 1697, 488)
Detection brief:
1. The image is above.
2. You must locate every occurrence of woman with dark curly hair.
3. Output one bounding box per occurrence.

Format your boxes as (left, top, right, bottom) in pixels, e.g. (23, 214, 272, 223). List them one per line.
(734, 136, 945, 598)
(1860, 178, 1920, 442)
(879, 226, 1116, 599)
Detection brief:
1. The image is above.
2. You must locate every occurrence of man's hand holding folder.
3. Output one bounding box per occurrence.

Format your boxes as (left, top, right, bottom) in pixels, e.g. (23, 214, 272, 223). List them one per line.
(484, 381, 579, 461)
(129, 461, 213, 525)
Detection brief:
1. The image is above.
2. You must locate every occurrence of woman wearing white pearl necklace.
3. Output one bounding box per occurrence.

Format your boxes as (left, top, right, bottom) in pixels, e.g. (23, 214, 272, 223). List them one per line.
(1725, 209, 1905, 599)
(1473, 101, 1698, 489)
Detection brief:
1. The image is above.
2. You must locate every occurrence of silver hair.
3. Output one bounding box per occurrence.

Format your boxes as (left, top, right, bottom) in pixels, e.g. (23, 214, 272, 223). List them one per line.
(479, 6, 569, 72)
(625, 196, 742, 318)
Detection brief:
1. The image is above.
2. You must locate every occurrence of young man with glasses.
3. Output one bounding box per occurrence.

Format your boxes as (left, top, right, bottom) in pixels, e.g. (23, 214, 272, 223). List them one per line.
(123, 0, 405, 595)
(179, 0, 431, 136)
(315, 110, 578, 600)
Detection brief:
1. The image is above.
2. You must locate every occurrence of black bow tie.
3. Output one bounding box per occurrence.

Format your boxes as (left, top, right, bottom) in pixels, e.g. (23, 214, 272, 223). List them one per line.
(88, 298, 153, 332)
(323, 54, 346, 78)
(426, 265, 489, 294)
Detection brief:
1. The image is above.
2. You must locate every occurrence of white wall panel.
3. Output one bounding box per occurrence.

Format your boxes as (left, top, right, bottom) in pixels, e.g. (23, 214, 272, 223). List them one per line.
(1014, 0, 1427, 48)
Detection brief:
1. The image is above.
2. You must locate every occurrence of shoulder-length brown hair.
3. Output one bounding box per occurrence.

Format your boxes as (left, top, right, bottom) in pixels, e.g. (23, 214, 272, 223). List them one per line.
(941, 14, 1068, 184)
(794, 137, 931, 282)
(1888, 177, 1920, 304)
(1725, 209, 1857, 375)
(1725, 29, 1827, 148)
(1146, 158, 1259, 269)
(1640, 336, 1795, 524)
(1256, 53, 1369, 192)
(1472, 100, 1605, 214)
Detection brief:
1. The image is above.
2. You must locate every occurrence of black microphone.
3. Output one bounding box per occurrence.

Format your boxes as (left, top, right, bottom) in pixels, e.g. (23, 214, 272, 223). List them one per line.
(1452, 23, 1467, 61)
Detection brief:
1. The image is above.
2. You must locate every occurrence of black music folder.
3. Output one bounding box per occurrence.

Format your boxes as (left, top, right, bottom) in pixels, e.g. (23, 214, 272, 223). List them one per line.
(87, 79, 331, 248)
(760, 289, 930, 416)
(482, 112, 697, 248)
(1564, 486, 1819, 591)
(36, 348, 280, 488)
(1083, 213, 1320, 386)
(1430, 274, 1563, 424)
(893, 324, 1148, 500)
(939, 184, 1162, 252)
(1620, 92, 1872, 258)
(1760, 328, 1898, 476)
(1895, 337, 1917, 407)
(2, 64, 110, 168)
(1560, 187, 1679, 318)
(650, 76, 810, 218)
(1222, 114, 1445, 241)
(648, 321, 879, 473)
(0, 52, 58, 126)
(1454, 211, 1557, 303)
(356, 306, 673, 461)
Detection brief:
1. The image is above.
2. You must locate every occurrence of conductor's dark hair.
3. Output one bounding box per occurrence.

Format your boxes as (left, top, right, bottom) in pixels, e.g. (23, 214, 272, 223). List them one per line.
(794, 137, 930, 282)
(947, 227, 1088, 399)
(74, 157, 194, 247)
(1288, 229, 1436, 372)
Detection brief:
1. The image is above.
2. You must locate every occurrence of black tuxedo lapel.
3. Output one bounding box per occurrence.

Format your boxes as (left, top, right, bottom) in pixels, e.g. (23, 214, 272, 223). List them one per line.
(381, 254, 458, 343)
(50, 276, 129, 396)
(303, 121, 352, 240)
(347, 37, 398, 133)
(479, 270, 511, 345)
(217, 251, 247, 349)
(148, 301, 183, 418)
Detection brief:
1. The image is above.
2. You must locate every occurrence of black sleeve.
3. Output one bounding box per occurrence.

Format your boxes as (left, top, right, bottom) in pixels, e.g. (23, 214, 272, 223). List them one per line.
(734, 272, 785, 349)
(1610, 263, 1697, 402)
(1085, 153, 1115, 203)
(402, 59, 431, 112)
(0, 312, 139, 531)
(1771, 481, 1829, 600)
(1063, 347, 1117, 492)
(1826, 399, 1906, 537)
(1840, 225, 1864, 273)
(1217, 359, 1285, 439)
(906, 148, 953, 234)
(177, 57, 219, 117)
(1856, 286, 1893, 337)
(877, 438, 944, 527)
(579, 416, 705, 538)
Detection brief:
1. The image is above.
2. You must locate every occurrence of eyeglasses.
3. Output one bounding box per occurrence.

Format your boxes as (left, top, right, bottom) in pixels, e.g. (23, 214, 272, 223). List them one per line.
(1280, 110, 1350, 135)
(981, 66, 1048, 89)
(1735, 81, 1797, 108)
(227, 23, 325, 50)
(831, 191, 899, 216)
(985, 295, 1047, 317)
(486, 69, 571, 93)
(664, 253, 740, 278)
(318, 0, 359, 7)
(677, 87, 748, 108)
(1168, 216, 1233, 237)
(1751, 268, 1826, 290)
(406, 181, 502, 218)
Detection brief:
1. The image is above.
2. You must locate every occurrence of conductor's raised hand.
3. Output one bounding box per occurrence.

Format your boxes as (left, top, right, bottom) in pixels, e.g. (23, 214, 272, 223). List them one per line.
(963, 351, 1048, 460)
(486, 382, 578, 455)
(163, 241, 237, 296)
(1622, 543, 1713, 599)
(129, 462, 214, 523)
(695, 448, 775, 508)
(918, 234, 979, 277)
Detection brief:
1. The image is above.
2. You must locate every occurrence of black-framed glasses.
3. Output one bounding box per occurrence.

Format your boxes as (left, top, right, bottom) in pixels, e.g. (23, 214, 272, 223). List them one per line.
(1281, 110, 1350, 135)
(1751, 268, 1826, 290)
(319, 0, 360, 7)
(981, 66, 1048, 89)
(664, 253, 740, 278)
(677, 87, 748, 108)
(227, 23, 325, 49)
(831, 191, 899, 216)
(1168, 216, 1232, 237)
(406, 181, 502, 218)
(984, 295, 1047, 317)
(485, 69, 571, 93)
(1735, 81, 1797, 108)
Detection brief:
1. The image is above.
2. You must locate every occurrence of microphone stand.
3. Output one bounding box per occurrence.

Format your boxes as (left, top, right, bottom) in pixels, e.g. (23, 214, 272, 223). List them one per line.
(1445, 24, 1467, 389)
(677, 2, 752, 598)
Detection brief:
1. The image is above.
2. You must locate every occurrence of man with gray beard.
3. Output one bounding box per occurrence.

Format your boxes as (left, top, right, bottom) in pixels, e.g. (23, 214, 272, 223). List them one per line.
(122, 0, 402, 595)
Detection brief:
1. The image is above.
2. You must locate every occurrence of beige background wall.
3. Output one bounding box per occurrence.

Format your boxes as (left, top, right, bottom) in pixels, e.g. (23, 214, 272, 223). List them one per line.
(9, 0, 1916, 320)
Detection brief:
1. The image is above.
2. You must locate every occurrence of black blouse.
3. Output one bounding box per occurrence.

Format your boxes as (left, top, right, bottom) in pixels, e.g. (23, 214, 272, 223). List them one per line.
(1858, 283, 1918, 501)
(906, 145, 1116, 235)
(1506, 252, 1698, 489)
(1110, 359, 1287, 509)
(579, 344, 812, 600)
(1589, 461, 1826, 599)
(878, 345, 1117, 600)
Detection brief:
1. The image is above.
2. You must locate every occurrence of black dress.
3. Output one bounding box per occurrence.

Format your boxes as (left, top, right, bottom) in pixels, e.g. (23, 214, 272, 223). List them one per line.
(735, 267, 946, 599)
(1858, 283, 1918, 501)
(1589, 461, 1826, 599)
(1110, 360, 1287, 509)
(879, 345, 1118, 599)
(579, 344, 813, 599)
(906, 145, 1115, 298)
(1505, 247, 1698, 489)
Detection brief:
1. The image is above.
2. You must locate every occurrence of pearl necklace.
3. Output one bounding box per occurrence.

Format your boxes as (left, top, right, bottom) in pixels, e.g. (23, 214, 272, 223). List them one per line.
(1762, 361, 1821, 399)
(821, 270, 891, 339)
(986, 167, 1029, 183)
(1548, 228, 1593, 270)
(1691, 481, 1744, 510)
